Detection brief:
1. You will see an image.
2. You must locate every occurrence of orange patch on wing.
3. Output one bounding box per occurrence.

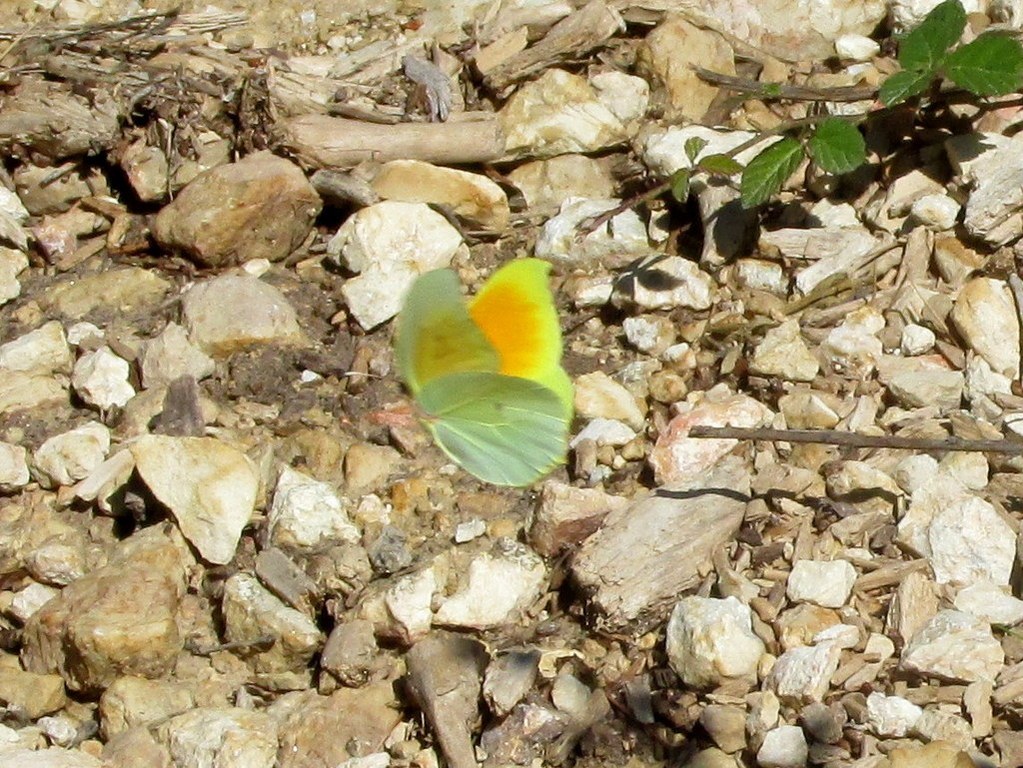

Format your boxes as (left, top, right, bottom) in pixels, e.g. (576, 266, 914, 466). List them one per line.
(469, 284, 547, 377)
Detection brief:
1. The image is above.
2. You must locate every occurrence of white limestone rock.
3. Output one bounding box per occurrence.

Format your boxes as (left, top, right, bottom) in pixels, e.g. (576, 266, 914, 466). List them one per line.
(613, 255, 714, 311)
(766, 640, 843, 703)
(182, 274, 306, 356)
(0, 247, 28, 305)
(156, 707, 277, 768)
(756, 725, 808, 768)
(786, 560, 857, 609)
(900, 610, 1004, 683)
(130, 435, 258, 565)
(570, 418, 636, 448)
(649, 384, 773, 487)
(954, 580, 1023, 626)
(385, 568, 435, 644)
(222, 573, 322, 674)
(821, 306, 884, 377)
(573, 371, 646, 430)
(33, 421, 110, 488)
(951, 277, 1020, 378)
(71, 347, 135, 409)
(434, 540, 546, 630)
(0, 320, 72, 376)
(534, 197, 651, 267)
(665, 596, 765, 689)
(140, 322, 216, 389)
(0, 441, 30, 492)
(865, 692, 922, 737)
(371, 160, 510, 234)
(901, 323, 936, 355)
(500, 69, 632, 160)
(327, 201, 466, 330)
(268, 466, 359, 552)
(749, 319, 819, 382)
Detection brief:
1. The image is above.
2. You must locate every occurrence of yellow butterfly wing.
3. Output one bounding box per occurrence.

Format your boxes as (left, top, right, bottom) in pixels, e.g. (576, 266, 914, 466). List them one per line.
(395, 268, 498, 395)
(467, 259, 574, 417)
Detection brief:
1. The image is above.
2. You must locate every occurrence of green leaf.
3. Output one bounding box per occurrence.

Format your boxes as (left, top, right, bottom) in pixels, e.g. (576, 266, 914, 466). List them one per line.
(669, 169, 691, 202)
(684, 136, 708, 162)
(806, 118, 866, 175)
(898, 0, 966, 71)
(698, 153, 744, 177)
(945, 33, 1023, 95)
(879, 68, 933, 106)
(740, 138, 803, 209)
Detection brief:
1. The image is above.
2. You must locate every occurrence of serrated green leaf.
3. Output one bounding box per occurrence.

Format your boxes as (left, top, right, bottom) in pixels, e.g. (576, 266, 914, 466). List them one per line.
(740, 138, 803, 209)
(670, 169, 691, 202)
(898, 0, 966, 71)
(684, 136, 708, 163)
(879, 68, 933, 106)
(698, 153, 744, 177)
(945, 33, 1023, 95)
(806, 118, 866, 175)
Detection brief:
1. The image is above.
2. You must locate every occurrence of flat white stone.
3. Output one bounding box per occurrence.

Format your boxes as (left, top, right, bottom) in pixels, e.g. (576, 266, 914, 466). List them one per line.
(33, 421, 110, 488)
(766, 640, 843, 703)
(501, 69, 631, 160)
(570, 418, 636, 448)
(756, 725, 808, 768)
(749, 319, 819, 382)
(835, 33, 880, 61)
(327, 201, 465, 330)
(434, 540, 546, 629)
(649, 384, 772, 486)
(0, 320, 72, 376)
(268, 466, 359, 552)
(786, 560, 857, 608)
(131, 435, 258, 565)
(71, 347, 135, 409)
(385, 568, 435, 643)
(9, 581, 60, 623)
(900, 609, 1004, 682)
(892, 454, 939, 494)
(901, 323, 936, 355)
(573, 371, 646, 430)
(909, 193, 960, 231)
(665, 596, 765, 689)
(182, 274, 305, 355)
(0, 247, 28, 305)
(865, 692, 923, 737)
(534, 197, 651, 267)
(141, 322, 216, 389)
(821, 306, 884, 377)
(0, 441, 30, 491)
(951, 277, 1020, 378)
(954, 580, 1023, 626)
(615, 255, 714, 311)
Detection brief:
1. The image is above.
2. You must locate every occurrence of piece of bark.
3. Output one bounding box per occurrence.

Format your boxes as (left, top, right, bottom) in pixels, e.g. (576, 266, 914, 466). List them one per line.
(255, 547, 321, 616)
(280, 114, 505, 169)
(483, 0, 624, 95)
(0, 79, 120, 159)
(406, 635, 488, 768)
(571, 455, 750, 633)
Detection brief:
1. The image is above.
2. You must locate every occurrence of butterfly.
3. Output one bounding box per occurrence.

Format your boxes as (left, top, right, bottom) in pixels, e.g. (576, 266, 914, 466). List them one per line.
(394, 258, 573, 486)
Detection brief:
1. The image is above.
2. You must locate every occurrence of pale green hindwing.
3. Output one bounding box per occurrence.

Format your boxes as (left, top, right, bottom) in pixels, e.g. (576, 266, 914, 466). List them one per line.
(416, 371, 570, 486)
(395, 269, 499, 395)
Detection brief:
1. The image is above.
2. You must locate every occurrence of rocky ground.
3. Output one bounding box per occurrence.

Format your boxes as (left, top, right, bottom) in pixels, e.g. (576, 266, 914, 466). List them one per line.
(3, 0, 1023, 767)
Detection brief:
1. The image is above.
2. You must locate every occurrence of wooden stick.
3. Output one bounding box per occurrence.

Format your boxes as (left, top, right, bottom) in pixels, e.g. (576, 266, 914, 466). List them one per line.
(687, 425, 1023, 454)
(278, 114, 505, 169)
